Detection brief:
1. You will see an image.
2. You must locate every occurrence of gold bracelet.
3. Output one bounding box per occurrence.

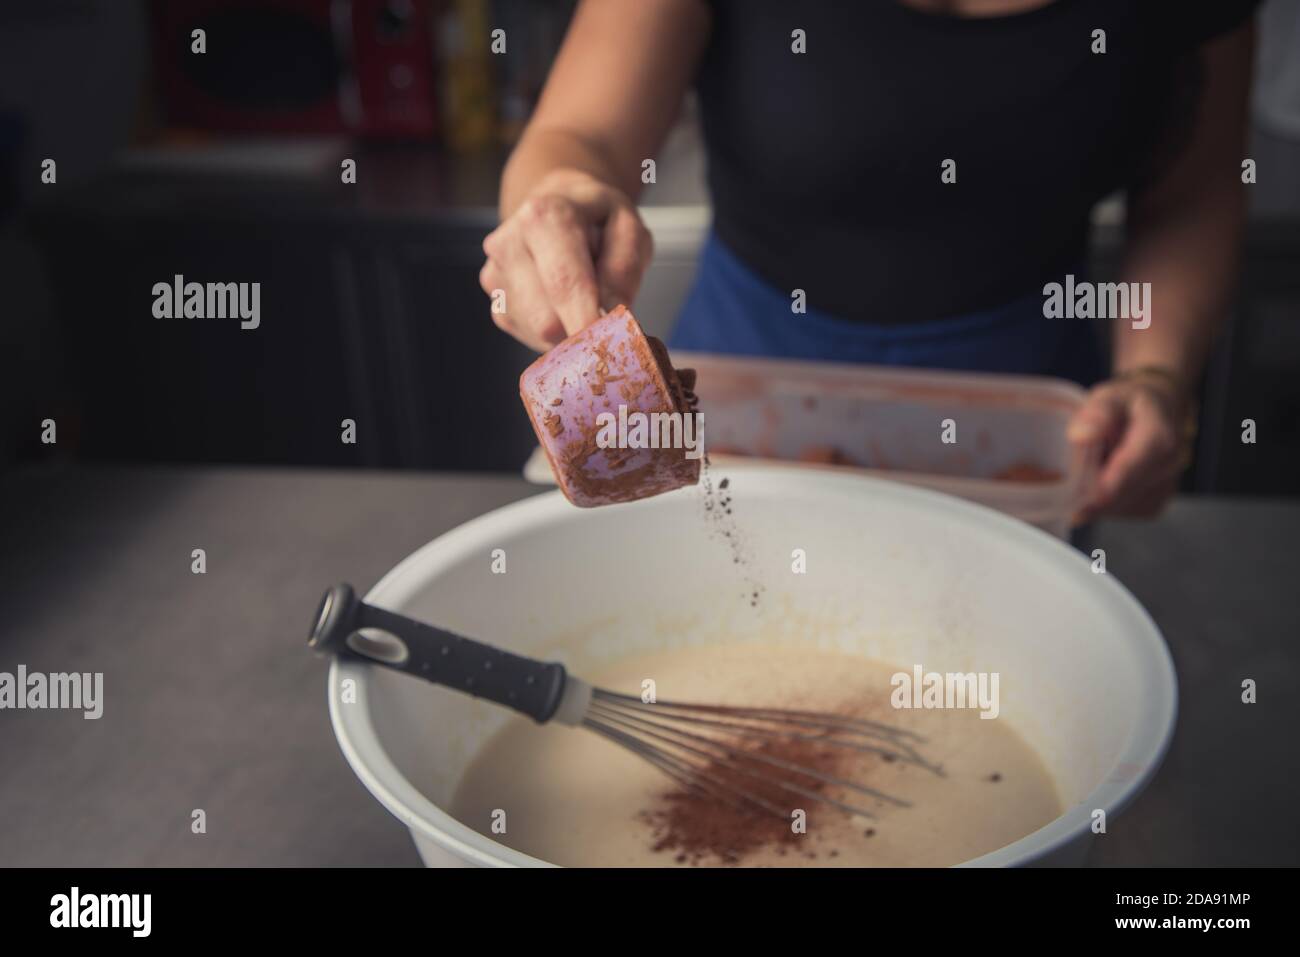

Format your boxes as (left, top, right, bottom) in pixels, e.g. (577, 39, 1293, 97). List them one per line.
(1114, 365, 1199, 465)
(1113, 364, 1186, 396)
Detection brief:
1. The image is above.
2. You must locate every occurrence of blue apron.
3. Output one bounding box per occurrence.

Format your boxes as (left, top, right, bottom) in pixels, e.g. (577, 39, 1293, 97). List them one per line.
(669, 231, 1107, 386)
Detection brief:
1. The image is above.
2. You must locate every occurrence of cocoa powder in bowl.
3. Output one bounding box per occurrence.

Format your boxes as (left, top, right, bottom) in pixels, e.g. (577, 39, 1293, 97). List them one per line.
(637, 701, 868, 866)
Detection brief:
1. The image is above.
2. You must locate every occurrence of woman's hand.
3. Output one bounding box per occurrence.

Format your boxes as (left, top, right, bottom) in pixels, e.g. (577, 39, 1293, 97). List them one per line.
(1067, 368, 1195, 524)
(480, 169, 654, 351)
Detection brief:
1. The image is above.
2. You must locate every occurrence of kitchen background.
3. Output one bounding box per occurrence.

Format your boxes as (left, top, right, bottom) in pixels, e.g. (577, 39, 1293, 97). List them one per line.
(1, 0, 1298, 493)
(1, 0, 1298, 872)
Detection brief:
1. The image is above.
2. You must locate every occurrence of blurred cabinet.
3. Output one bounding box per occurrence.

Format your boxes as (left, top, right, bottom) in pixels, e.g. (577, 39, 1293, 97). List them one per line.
(26, 158, 712, 473)
(31, 181, 538, 470)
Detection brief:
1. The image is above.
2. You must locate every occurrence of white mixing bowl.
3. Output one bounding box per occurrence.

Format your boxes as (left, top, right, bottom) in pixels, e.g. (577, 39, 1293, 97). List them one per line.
(327, 465, 1176, 867)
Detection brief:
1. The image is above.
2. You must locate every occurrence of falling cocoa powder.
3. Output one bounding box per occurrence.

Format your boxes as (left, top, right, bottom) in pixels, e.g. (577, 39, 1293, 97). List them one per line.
(697, 453, 765, 608)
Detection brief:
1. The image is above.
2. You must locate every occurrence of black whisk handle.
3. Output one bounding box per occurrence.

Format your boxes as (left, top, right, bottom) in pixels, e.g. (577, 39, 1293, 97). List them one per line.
(308, 583, 569, 724)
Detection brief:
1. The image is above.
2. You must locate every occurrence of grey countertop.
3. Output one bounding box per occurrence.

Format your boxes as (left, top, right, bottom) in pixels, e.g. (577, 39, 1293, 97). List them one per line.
(1, 465, 1296, 866)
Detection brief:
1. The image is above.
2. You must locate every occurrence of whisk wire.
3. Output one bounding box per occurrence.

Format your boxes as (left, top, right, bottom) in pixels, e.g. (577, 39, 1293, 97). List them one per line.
(581, 716, 787, 818)
(586, 691, 941, 817)
(594, 690, 931, 743)
(596, 694, 941, 774)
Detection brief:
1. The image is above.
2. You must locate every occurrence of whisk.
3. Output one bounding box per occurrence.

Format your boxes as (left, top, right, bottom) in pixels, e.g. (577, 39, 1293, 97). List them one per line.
(309, 583, 942, 819)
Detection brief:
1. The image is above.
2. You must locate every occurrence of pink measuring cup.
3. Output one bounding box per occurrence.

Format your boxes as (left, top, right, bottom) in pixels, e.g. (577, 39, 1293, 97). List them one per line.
(520, 306, 701, 507)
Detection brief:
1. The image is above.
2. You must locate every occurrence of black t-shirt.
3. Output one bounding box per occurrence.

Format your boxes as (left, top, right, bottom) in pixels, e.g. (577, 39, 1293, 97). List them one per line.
(694, 0, 1260, 324)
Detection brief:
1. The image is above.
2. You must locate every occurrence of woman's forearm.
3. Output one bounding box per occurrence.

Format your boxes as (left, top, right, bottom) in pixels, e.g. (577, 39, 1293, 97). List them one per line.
(1114, 179, 1246, 384)
(483, 1, 705, 348)
(1113, 19, 1254, 389)
(496, 0, 710, 220)
(499, 128, 633, 219)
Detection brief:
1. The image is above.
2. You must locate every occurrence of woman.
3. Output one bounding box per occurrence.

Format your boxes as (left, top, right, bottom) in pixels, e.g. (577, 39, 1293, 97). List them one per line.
(480, 0, 1258, 521)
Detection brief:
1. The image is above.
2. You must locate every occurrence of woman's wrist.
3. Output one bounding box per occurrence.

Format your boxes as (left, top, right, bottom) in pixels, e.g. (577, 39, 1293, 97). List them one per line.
(1109, 364, 1200, 461)
(500, 128, 620, 212)
(1111, 328, 1204, 405)
(532, 167, 602, 194)
(1111, 364, 1187, 399)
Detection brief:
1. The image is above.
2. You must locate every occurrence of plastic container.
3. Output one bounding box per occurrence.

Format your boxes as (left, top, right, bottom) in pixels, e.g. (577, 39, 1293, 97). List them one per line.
(666, 352, 1097, 539)
(527, 353, 1099, 538)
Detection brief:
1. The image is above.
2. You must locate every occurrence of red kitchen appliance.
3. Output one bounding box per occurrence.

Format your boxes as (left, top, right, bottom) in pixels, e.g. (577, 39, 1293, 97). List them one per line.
(150, 0, 439, 140)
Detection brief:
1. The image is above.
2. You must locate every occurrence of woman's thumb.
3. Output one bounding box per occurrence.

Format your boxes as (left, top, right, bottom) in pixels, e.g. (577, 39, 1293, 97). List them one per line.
(1067, 388, 1125, 444)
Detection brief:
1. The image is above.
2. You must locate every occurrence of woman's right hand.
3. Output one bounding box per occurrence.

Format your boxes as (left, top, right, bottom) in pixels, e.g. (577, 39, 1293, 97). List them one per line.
(480, 169, 654, 351)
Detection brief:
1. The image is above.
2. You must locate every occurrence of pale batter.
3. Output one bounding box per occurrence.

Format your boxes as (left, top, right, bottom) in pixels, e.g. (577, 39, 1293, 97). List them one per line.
(451, 644, 1060, 866)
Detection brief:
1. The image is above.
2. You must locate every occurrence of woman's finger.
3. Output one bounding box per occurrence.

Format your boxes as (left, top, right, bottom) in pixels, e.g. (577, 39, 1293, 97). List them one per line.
(517, 196, 601, 336)
(1066, 387, 1126, 447)
(1067, 388, 1126, 524)
(481, 235, 566, 350)
(508, 256, 567, 347)
(1092, 392, 1181, 510)
(480, 259, 561, 352)
(478, 260, 527, 343)
(597, 205, 653, 310)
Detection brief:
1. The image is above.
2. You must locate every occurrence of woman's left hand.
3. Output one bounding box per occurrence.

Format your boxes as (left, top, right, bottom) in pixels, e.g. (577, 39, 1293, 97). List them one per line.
(1067, 370, 1195, 524)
